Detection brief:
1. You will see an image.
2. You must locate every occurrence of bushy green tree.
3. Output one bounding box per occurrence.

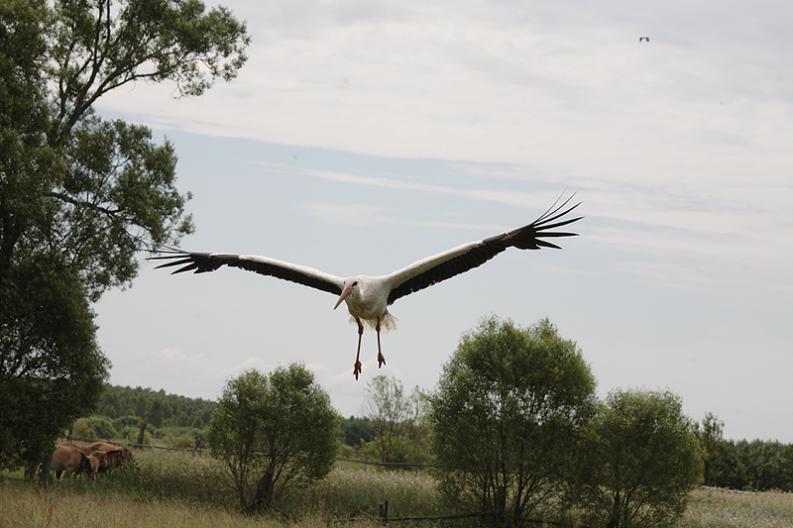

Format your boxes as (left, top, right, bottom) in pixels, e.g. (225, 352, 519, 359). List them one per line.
(431, 317, 596, 527)
(207, 365, 339, 513)
(85, 414, 117, 439)
(0, 255, 108, 471)
(363, 376, 433, 464)
(72, 417, 97, 440)
(146, 398, 164, 428)
(0, 0, 248, 472)
(573, 390, 703, 528)
(365, 375, 410, 462)
(697, 412, 734, 486)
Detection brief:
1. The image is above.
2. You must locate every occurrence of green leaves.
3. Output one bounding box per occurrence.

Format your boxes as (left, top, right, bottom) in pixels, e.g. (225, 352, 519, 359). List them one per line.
(49, 0, 249, 142)
(574, 390, 704, 528)
(207, 365, 339, 513)
(0, 0, 248, 473)
(431, 316, 597, 524)
(51, 115, 193, 299)
(0, 253, 109, 469)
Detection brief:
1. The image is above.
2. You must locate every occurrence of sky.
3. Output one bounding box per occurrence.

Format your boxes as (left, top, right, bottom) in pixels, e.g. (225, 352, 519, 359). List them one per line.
(93, 0, 793, 442)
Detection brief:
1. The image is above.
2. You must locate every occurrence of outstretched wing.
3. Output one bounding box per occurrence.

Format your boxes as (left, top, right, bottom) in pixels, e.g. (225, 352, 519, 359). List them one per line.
(149, 250, 344, 296)
(386, 195, 582, 304)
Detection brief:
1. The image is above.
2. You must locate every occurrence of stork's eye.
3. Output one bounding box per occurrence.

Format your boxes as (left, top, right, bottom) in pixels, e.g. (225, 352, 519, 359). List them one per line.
(352, 281, 358, 286)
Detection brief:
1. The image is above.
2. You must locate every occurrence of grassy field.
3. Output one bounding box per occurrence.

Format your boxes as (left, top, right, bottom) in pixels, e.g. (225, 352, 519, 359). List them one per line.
(682, 487, 793, 528)
(3, 449, 793, 527)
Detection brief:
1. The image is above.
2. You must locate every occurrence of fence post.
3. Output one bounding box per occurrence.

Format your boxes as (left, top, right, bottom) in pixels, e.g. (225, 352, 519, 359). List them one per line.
(378, 500, 389, 524)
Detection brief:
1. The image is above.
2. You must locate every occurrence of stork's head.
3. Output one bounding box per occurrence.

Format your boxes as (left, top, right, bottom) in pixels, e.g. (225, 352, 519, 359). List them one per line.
(334, 279, 359, 310)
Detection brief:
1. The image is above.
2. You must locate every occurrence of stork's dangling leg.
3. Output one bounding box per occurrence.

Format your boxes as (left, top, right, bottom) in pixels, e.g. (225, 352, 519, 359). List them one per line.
(376, 319, 386, 368)
(353, 317, 364, 380)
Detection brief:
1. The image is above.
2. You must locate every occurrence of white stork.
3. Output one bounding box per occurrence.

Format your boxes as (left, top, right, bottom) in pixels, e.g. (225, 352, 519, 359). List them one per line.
(149, 195, 582, 380)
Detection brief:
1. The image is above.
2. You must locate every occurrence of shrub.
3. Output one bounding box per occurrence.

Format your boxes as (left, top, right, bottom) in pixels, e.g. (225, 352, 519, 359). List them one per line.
(431, 317, 596, 527)
(207, 364, 339, 513)
(573, 390, 703, 528)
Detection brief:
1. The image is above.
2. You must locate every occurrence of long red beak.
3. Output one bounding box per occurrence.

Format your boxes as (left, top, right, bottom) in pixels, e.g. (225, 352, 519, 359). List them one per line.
(334, 283, 353, 310)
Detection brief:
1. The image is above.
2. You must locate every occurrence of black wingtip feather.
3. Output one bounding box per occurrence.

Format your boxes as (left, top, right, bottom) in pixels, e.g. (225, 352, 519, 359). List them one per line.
(535, 216, 584, 232)
(172, 263, 199, 274)
(535, 202, 581, 228)
(535, 239, 562, 249)
(154, 258, 194, 270)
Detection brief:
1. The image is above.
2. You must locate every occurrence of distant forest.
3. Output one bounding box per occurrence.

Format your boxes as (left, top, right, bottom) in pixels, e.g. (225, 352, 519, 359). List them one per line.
(96, 384, 216, 429)
(95, 385, 374, 445)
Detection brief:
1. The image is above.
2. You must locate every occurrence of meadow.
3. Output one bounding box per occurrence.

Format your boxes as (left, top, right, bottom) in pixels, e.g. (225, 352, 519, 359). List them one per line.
(3, 449, 793, 528)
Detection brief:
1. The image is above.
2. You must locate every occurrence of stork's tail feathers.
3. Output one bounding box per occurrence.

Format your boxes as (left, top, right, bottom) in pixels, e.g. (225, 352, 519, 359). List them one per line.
(350, 312, 398, 332)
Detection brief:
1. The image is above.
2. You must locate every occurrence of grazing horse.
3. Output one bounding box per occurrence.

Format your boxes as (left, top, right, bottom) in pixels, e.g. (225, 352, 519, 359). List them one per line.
(51, 445, 90, 479)
(89, 441, 130, 470)
(86, 451, 108, 480)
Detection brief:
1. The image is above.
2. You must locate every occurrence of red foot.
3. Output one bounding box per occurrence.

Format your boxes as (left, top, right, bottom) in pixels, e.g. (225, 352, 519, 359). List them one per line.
(353, 360, 362, 380)
(377, 352, 386, 368)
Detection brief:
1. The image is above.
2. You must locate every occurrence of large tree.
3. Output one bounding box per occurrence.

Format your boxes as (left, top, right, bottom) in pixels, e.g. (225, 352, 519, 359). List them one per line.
(430, 317, 597, 527)
(0, 0, 249, 471)
(207, 366, 339, 514)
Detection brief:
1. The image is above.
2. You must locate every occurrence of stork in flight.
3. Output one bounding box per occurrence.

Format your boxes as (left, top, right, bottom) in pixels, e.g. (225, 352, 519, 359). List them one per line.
(149, 196, 582, 380)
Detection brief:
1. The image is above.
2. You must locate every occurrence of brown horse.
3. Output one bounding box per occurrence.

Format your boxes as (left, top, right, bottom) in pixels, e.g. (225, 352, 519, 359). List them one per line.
(89, 441, 130, 470)
(85, 451, 108, 480)
(51, 445, 90, 479)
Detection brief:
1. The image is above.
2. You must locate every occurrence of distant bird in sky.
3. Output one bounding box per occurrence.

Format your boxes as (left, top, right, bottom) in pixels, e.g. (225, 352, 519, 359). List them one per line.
(150, 195, 582, 380)
(639, 36, 650, 42)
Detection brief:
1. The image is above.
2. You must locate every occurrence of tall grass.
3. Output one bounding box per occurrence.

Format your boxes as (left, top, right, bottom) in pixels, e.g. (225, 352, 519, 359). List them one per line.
(6, 448, 792, 527)
(0, 480, 374, 528)
(291, 467, 441, 518)
(101, 450, 234, 506)
(90, 449, 440, 518)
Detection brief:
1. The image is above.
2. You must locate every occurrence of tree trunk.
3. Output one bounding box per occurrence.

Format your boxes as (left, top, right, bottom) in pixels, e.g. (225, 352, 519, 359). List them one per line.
(607, 491, 621, 528)
(38, 448, 53, 485)
(136, 422, 147, 446)
(247, 467, 275, 513)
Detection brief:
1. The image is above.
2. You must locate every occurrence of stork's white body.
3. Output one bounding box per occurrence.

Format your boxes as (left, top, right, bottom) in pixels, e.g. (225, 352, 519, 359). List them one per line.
(151, 195, 582, 380)
(342, 276, 392, 326)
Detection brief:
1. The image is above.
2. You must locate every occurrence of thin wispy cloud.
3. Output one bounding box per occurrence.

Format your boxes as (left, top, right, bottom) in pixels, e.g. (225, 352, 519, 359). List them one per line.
(302, 201, 504, 232)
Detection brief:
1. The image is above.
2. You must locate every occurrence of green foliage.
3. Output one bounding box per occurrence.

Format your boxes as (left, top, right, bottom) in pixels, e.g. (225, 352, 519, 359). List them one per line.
(83, 414, 117, 439)
(362, 376, 433, 464)
(0, 0, 248, 473)
(365, 375, 410, 462)
(97, 385, 216, 428)
(207, 365, 340, 513)
(704, 437, 793, 491)
(573, 390, 703, 528)
(340, 416, 376, 447)
(430, 316, 596, 526)
(693, 413, 793, 491)
(0, 255, 108, 470)
(72, 418, 97, 441)
(146, 398, 164, 428)
(113, 415, 143, 430)
(697, 412, 733, 487)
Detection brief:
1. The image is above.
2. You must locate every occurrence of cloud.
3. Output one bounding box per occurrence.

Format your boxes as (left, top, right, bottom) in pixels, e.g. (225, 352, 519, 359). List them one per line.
(301, 201, 505, 232)
(158, 348, 202, 362)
